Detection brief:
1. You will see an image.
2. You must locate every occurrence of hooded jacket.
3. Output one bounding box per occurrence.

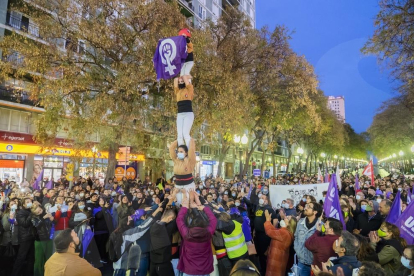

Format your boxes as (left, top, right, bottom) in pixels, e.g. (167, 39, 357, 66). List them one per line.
(16, 208, 35, 242)
(177, 207, 217, 275)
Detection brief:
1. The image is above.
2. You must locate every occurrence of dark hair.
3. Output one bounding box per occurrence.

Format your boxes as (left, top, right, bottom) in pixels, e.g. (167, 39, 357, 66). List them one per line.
(358, 261, 386, 276)
(54, 229, 74, 253)
(178, 144, 188, 154)
(382, 199, 392, 209)
(310, 202, 322, 217)
(354, 234, 377, 262)
(382, 222, 407, 248)
(230, 259, 260, 276)
(326, 218, 343, 236)
(340, 230, 359, 256)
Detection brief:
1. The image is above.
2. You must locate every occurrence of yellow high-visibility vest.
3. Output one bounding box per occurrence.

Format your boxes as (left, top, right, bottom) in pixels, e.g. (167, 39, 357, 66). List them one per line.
(222, 220, 248, 259)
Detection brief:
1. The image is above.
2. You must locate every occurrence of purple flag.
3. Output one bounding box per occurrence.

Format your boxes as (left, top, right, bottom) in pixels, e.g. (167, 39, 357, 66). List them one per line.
(386, 190, 401, 224)
(45, 179, 53, 189)
(82, 227, 94, 257)
(394, 199, 414, 245)
(33, 169, 43, 191)
(246, 182, 253, 200)
(153, 36, 188, 80)
(355, 174, 360, 190)
(323, 173, 346, 229)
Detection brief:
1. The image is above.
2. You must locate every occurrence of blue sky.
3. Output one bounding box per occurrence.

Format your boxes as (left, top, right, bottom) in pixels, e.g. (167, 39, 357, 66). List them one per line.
(256, 0, 396, 133)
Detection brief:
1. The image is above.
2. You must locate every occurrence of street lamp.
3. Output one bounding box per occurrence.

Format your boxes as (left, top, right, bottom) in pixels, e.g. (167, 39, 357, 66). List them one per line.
(241, 134, 248, 145)
(91, 146, 98, 178)
(297, 147, 304, 172)
(399, 150, 404, 157)
(234, 134, 248, 179)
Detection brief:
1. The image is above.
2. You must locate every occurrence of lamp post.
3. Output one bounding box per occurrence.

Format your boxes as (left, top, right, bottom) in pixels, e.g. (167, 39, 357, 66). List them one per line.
(297, 147, 304, 173)
(234, 134, 248, 179)
(321, 152, 326, 172)
(91, 146, 98, 178)
(399, 150, 405, 173)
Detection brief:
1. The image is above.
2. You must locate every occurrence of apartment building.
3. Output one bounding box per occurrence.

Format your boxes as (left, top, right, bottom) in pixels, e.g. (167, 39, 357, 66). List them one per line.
(327, 96, 346, 123)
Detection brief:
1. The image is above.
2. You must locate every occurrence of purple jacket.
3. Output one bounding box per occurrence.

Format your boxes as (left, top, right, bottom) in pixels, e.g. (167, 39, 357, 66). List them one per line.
(177, 206, 217, 275)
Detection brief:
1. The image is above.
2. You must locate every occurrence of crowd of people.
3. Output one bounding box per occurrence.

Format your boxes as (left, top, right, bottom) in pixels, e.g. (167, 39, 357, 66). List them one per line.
(0, 171, 412, 276)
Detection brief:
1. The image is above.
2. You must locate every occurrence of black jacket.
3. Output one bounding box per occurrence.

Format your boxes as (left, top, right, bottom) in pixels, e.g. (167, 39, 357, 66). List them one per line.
(16, 208, 35, 242)
(150, 220, 177, 264)
(94, 207, 114, 234)
(31, 214, 54, 241)
(354, 212, 383, 236)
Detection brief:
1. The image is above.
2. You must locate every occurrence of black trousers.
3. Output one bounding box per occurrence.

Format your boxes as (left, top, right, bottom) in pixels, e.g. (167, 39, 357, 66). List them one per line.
(94, 233, 109, 261)
(150, 261, 175, 276)
(254, 232, 271, 276)
(217, 257, 232, 276)
(11, 240, 35, 276)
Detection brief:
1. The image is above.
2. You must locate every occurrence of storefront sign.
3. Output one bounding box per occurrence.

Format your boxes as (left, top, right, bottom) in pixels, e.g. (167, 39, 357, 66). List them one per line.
(0, 130, 74, 147)
(202, 160, 216, 165)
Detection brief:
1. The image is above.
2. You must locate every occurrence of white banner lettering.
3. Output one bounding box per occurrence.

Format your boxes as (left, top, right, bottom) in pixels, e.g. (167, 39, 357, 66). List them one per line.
(269, 183, 330, 208)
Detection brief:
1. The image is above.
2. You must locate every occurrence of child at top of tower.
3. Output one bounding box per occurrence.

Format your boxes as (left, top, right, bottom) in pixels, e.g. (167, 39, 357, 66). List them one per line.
(179, 28, 193, 77)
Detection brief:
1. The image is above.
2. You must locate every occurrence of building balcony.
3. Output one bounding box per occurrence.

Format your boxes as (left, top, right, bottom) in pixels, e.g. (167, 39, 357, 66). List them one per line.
(6, 12, 41, 38)
(0, 86, 41, 107)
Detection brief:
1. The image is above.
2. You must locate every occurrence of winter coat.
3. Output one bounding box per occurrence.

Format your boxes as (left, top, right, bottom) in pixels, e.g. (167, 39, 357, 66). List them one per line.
(264, 222, 294, 276)
(177, 207, 217, 275)
(371, 238, 404, 275)
(54, 209, 72, 231)
(150, 220, 177, 264)
(16, 208, 35, 242)
(94, 207, 114, 234)
(117, 204, 134, 227)
(294, 217, 317, 265)
(31, 214, 54, 241)
(354, 212, 383, 236)
(329, 255, 361, 276)
(305, 230, 339, 269)
(1, 212, 18, 245)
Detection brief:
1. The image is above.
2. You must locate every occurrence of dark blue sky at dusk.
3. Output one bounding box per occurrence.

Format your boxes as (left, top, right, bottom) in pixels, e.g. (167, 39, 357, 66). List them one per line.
(256, 0, 396, 133)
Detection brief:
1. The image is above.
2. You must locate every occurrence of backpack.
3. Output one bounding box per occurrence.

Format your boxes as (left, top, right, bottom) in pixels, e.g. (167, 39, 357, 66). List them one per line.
(108, 227, 124, 262)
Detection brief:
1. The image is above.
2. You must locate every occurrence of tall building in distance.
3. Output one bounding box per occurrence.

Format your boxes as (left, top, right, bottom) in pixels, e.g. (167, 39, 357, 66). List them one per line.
(327, 96, 346, 123)
(178, 0, 256, 28)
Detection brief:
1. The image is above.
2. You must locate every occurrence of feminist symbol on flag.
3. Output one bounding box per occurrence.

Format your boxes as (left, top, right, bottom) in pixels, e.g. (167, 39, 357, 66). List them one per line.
(159, 39, 177, 75)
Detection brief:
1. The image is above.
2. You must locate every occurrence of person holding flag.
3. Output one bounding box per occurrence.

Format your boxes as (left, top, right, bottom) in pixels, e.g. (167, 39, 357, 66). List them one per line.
(362, 160, 375, 186)
(323, 174, 346, 230)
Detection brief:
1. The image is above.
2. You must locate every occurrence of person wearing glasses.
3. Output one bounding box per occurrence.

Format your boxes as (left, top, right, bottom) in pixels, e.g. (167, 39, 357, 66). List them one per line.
(399, 245, 414, 276)
(293, 202, 323, 276)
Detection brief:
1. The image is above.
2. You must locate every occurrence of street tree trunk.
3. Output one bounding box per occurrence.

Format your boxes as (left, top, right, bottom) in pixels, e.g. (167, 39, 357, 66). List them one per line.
(261, 149, 266, 173)
(217, 144, 230, 178)
(304, 154, 310, 174)
(286, 147, 292, 173)
(272, 152, 276, 178)
(242, 133, 265, 177)
(105, 142, 119, 183)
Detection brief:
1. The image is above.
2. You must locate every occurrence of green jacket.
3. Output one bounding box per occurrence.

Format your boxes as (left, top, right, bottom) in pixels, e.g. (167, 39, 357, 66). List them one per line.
(371, 241, 402, 274)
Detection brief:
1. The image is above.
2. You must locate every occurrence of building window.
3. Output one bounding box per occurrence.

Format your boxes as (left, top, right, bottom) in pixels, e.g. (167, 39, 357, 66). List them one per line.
(201, 145, 211, 155)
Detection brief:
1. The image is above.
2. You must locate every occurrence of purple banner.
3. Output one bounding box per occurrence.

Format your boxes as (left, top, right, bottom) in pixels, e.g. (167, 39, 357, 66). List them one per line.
(386, 190, 401, 224)
(323, 173, 346, 229)
(33, 169, 43, 191)
(153, 36, 188, 80)
(45, 179, 53, 190)
(395, 200, 414, 245)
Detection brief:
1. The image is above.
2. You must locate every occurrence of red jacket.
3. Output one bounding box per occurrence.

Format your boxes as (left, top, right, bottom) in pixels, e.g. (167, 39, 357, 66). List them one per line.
(305, 230, 339, 269)
(177, 207, 217, 275)
(54, 210, 72, 231)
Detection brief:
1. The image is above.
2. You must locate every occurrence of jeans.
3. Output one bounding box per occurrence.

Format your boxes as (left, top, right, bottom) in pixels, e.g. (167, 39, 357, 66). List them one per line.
(180, 61, 194, 76)
(171, 259, 180, 276)
(297, 262, 311, 276)
(176, 112, 194, 148)
(137, 254, 149, 276)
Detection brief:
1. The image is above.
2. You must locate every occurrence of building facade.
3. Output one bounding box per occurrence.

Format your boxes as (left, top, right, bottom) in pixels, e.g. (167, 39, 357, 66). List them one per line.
(327, 96, 346, 123)
(0, 0, 291, 184)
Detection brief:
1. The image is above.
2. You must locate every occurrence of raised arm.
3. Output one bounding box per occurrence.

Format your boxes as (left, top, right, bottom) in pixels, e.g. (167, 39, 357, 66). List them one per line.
(174, 78, 179, 91)
(182, 75, 190, 86)
(169, 140, 178, 161)
(188, 138, 196, 163)
(177, 207, 189, 237)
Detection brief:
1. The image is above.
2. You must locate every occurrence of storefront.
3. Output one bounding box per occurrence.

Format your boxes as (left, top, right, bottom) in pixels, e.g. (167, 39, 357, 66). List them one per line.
(200, 160, 218, 180)
(0, 130, 145, 182)
(0, 155, 25, 183)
